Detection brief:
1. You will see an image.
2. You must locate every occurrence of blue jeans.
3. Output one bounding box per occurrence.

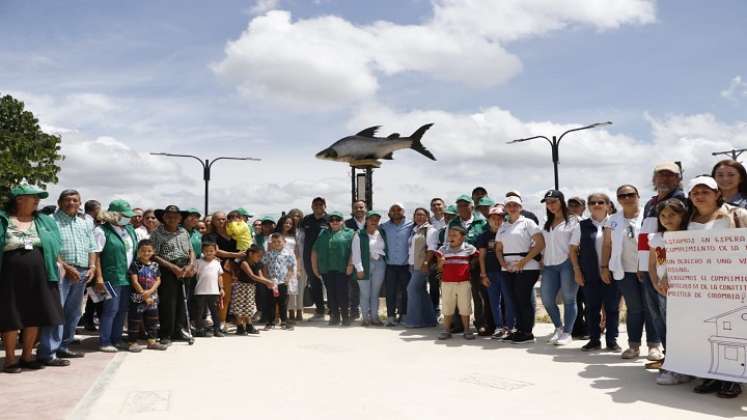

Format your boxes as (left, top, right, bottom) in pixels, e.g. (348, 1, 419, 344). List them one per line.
(486, 271, 505, 328)
(405, 268, 438, 328)
(99, 283, 129, 347)
(639, 271, 666, 346)
(37, 267, 89, 361)
(358, 258, 386, 321)
(541, 260, 578, 334)
(498, 272, 517, 329)
(618, 273, 660, 347)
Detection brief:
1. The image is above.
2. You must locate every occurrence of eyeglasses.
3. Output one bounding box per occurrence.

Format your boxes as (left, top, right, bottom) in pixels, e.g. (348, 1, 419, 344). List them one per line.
(617, 193, 637, 199)
(589, 200, 606, 206)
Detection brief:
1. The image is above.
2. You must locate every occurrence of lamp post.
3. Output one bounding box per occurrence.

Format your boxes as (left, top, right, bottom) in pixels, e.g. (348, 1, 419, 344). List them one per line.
(507, 121, 613, 190)
(150, 153, 261, 216)
(712, 148, 747, 161)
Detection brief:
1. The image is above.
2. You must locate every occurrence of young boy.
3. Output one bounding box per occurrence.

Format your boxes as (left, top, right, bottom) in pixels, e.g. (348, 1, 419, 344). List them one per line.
(225, 210, 253, 262)
(261, 233, 296, 330)
(127, 240, 168, 351)
(436, 226, 478, 340)
(193, 242, 225, 337)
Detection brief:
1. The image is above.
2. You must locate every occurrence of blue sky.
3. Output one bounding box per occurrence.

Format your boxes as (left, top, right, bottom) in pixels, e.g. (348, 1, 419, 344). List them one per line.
(1, 0, 746, 215)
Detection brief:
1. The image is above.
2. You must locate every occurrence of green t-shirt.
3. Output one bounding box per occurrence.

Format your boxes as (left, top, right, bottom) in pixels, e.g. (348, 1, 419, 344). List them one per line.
(313, 227, 354, 274)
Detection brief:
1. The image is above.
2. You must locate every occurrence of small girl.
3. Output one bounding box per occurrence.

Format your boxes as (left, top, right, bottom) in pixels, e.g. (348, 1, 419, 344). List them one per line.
(234, 245, 275, 335)
(127, 240, 168, 351)
(648, 198, 691, 385)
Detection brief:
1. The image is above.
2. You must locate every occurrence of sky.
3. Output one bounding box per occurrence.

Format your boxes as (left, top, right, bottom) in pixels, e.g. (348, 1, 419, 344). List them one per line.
(1, 0, 746, 218)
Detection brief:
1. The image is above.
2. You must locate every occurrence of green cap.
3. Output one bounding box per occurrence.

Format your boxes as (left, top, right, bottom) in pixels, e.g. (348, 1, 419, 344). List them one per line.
(235, 207, 254, 218)
(186, 208, 202, 217)
(10, 181, 49, 199)
(455, 194, 473, 205)
(107, 199, 136, 217)
(366, 210, 382, 219)
(477, 196, 495, 207)
(328, 210, 344, 220)
(260, 215, 276, 224)
(445, 204, 457, 215)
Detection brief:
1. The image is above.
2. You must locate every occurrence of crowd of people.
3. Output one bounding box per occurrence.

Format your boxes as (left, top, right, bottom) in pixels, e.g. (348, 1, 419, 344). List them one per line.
(1, 159, 746, 399)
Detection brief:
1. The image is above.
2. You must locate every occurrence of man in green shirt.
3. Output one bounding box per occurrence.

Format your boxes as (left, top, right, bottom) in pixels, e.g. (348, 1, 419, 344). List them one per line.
(311, 211, 355, 326)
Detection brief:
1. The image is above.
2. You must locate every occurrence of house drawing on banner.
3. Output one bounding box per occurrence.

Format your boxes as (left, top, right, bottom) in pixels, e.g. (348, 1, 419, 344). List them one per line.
(705, 306, 747, 379)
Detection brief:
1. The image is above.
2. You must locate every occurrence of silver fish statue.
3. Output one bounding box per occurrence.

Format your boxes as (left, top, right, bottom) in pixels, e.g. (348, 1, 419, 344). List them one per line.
(316, 123, 436, 163)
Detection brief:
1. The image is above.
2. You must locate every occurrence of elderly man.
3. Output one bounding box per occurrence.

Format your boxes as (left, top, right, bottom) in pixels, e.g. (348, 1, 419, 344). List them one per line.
(345, 200, 367, 320)
(637, 162, 685, 361)
(447, 195, 492, 335)
(37, 189, 97, 366)
(380, 203, 414, 326)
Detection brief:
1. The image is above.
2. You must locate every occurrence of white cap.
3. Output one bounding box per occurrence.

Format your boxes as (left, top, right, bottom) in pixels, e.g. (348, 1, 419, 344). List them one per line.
(506, 190, 522, 198)
(390, 202, 405, 210)
(654, 162, 681, 175)
(504, 196, 523, 206)
(687, 176, 718, 193)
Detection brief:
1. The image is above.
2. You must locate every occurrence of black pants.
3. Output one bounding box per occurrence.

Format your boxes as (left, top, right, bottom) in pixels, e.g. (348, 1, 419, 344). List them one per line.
(470, 267, 495, 334)
(428, 266, 441, 313)
(158, 269, 188, 339)
(504, 270, 540, 334)
(583, 278, 621, 345)
(128, 302, 159, 342)
(192, 295, 220, 332)
(572, 286, 589, 337)
(322, 271, 350, 321)
(304, 258, 325, 314)
(385, 265, 410, 318)
(349, 279, 360, 316)
(267, 284, 289, 324)
(257, 283, 270, 323)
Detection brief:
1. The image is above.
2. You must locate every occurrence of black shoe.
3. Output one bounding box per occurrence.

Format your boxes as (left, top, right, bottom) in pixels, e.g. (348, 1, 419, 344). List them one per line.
(43, 358, 71, 367)
(236, 325, 246, 335)
(213, 330, 224, 337)
(19, 359, 45, 370)
(172, 334, 191, 341)
(511, 332, 535, 344)
(582, 340, 602, 351)
(246, 325, 260, 335)
(694, 379, 722, 394)
(194, 330, 207, 338)
(502, 332, 516, 341)
(328, 317, 341, 326)
(717, 382, 742, 399)
(56, 349, 85, 359)
(341, 318, 352, 327)
(84, 323, 97, 332)
(159, 338, 172, 346)
(606, 341, 622, 352)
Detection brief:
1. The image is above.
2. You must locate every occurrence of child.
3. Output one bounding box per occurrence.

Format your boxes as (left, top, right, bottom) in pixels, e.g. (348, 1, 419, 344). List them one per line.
(648, 198, 691, 385)
(233, 245, 275, 335)
(436, 226, 479, 340)
(193, 242, 225, 337)
(127, 240, 168, 351)
(261, 233, 297, 330)
(225, 210, 253, 259)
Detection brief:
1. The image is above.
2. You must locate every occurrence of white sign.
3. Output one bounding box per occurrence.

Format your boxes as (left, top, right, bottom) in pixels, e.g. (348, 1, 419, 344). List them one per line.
(663, 228, 747, 381)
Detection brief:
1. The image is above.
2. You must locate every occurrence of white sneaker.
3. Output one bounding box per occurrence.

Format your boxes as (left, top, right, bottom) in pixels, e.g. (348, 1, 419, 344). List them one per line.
(555, 332, 573, 346)
(99, 345, 118, 353)
(548, 327, 563, 344)
(647, 346, 664, 361)
(656, 370, 693, 385)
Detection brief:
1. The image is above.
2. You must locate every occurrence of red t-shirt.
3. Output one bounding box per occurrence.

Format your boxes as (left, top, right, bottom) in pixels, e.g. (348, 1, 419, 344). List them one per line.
(436, 242, 478, 282)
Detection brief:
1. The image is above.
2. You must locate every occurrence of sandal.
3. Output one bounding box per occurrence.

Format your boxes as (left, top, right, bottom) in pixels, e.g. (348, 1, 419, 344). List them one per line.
(717, 382, 742, 399)
(693, 379, 721, 394)
(3, 363, 21, 374)
(437, 331, 452, 340)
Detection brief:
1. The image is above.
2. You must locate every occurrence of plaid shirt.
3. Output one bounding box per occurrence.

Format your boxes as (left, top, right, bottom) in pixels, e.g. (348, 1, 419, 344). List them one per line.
(54, 210, 97, 267)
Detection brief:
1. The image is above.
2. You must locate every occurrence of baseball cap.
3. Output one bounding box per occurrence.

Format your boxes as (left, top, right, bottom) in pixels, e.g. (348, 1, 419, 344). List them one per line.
(568, 196, 586, 206)
(654, 162, 681, 175)
(455, 194, 473, 205)
(477, 196, 496, 207)
(505, 190, 522, 199)
(687, 176, 718, 193)
(366, 210, 383, 219)
(109, 199, 137, 217)
(505, 196, 523, 206)
(541, 189, 565, 203)
(444, 204, 457, 215)
(328, 211, 344, 220)
(488, 205, 505, 216)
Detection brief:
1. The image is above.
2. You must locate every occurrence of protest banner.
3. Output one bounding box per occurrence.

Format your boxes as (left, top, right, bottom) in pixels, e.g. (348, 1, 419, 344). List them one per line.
(663, 228, 747, 381)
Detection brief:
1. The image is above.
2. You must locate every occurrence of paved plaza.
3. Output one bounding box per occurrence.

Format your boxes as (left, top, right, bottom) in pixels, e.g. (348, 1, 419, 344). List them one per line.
(2, 322, 743, 420)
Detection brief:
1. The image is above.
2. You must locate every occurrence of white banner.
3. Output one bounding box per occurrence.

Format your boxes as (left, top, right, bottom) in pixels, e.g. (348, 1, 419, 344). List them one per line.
(663, 228, 747, 382)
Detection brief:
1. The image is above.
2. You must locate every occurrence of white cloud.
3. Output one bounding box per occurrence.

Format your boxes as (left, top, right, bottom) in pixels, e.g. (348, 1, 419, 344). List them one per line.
(249, 0, 280, 15)
(721, 75, 747, 102)
(213, 1, 655, 110)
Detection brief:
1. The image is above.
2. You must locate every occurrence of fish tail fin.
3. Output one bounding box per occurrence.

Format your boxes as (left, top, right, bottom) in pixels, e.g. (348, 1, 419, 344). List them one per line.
(409, 123, 436, 161)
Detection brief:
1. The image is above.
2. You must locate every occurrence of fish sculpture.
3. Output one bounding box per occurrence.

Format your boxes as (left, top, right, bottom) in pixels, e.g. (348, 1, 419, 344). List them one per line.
(316, 123, 436, 163)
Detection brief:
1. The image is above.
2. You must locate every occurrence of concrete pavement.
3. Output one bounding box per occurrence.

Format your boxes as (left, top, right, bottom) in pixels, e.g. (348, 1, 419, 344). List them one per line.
(66, 322, 745, 420)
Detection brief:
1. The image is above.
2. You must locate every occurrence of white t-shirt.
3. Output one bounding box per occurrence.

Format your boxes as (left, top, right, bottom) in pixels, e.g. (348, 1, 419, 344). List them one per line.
(495, 216, 542, 271)
(194, 258, 224, 295)
(688, 218, 731, 231)
(135, 226, 150, 242)
(620, 217, 639, 273)
(541, 217, 581, 266)
(94, 225, 135, 268)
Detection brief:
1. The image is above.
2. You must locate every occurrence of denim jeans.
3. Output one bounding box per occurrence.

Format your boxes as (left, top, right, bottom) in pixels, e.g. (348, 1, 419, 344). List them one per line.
(639, 271, 666, 346)
(358, 258, 386, 321)
(486, 271, 505, 328)
(583, 274, 621, 345)
(100, 283, 129, 347)
(541, 260, 579, 334)
(37, 267, 89, 360)
(498, 272, 516, 329)
(404, 268, 437, 328)
(618, 273, 660, 347)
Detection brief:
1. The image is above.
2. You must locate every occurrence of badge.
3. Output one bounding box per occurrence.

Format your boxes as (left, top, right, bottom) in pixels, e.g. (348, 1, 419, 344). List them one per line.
(24, 237, 34, 250)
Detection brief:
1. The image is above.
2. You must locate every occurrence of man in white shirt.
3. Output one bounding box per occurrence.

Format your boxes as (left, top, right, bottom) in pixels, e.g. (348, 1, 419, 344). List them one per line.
(429, 198, 446, 231)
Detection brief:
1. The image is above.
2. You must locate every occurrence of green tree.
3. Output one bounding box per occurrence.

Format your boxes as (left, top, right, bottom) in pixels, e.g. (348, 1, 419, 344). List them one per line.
(0, 93, 64, 202)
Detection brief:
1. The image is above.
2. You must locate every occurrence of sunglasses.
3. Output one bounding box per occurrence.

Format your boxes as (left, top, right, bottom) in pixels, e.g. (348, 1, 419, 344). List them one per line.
(617, 192, 637, 199)
(589, 200, 606, 206)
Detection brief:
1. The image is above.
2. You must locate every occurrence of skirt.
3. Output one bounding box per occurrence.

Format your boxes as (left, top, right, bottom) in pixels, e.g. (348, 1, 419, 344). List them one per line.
(230, 282, 257, 318)
(0, 248, 64, 332)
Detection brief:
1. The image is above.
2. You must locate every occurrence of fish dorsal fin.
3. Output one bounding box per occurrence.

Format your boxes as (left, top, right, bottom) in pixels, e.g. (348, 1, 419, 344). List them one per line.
(386, 133, 400, 139)
(356, 126, 380, 137)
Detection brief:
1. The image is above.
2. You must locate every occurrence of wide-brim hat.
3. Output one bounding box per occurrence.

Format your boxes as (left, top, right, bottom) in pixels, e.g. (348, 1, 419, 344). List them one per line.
(10, 182, 49, 199)
(154, 205, 189, 222)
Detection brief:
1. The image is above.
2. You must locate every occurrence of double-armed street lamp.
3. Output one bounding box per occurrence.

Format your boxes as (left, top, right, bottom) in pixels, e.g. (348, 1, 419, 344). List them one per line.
(507, 121, 613, 190)
(712, 148, 747, 161)
(150, 152, 261, 217)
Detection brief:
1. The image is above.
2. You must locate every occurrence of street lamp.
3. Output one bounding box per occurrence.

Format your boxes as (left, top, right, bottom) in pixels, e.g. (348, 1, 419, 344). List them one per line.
(150, 153, 261, 216)
(507, 121, 613, 190)
(712, 148, 747, 161)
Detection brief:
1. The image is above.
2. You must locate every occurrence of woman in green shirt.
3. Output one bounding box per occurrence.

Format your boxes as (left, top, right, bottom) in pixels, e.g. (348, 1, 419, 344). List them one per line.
(1, 183, 64, 373)
(311, 211, 355, 326)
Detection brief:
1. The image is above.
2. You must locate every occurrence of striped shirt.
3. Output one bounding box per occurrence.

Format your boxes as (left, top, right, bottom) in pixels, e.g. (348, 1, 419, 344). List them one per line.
(54, 210, 96, 267)
(436, 242, 478, 283)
